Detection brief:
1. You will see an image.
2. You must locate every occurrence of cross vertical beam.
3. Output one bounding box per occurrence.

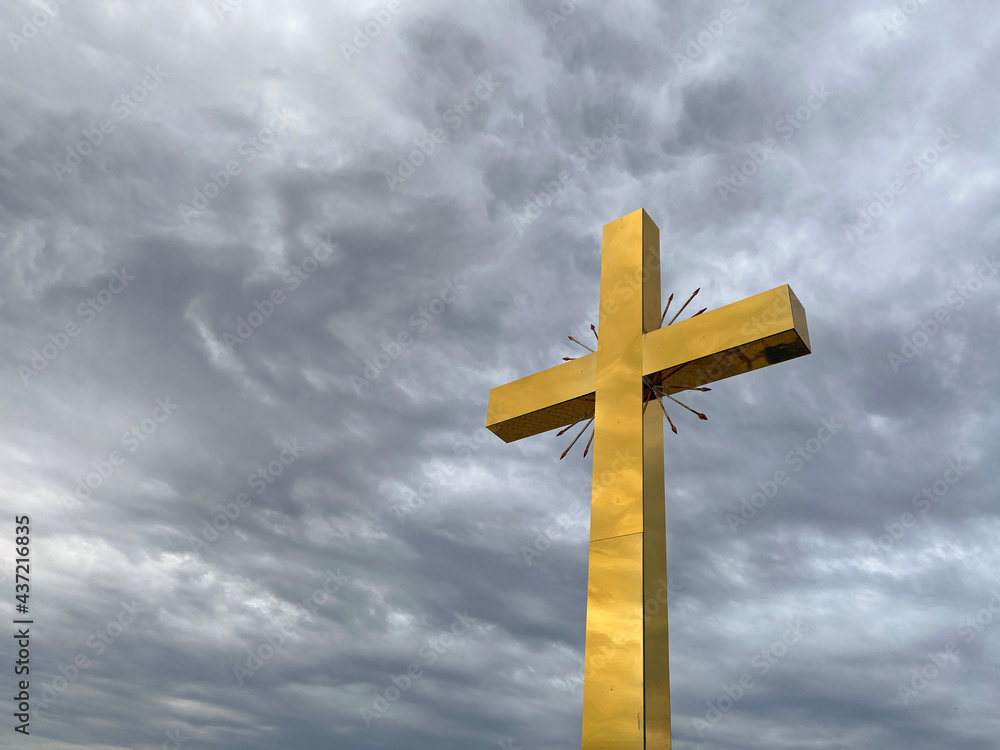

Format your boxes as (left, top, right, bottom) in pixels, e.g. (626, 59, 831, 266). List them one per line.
(582, 209, 669, 747)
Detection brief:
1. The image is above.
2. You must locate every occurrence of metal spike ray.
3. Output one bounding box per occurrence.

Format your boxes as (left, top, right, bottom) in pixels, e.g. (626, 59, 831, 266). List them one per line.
(659, 293, 674, 327)
(591, 323, 599, 342)
(642, 376, 677, 436)
(668, 288, 700, 326)
(643, 376, 678, 434)
(569, 336, 595, 353)
(582, 426, 596, 457)
(690, 307, 707, 319)
(666, 393, 708, 420)
(560, 417, 595, 459)
(656, 393, 678, 434)
(562, 357, 576, 361)
(557, 418, 584, 437)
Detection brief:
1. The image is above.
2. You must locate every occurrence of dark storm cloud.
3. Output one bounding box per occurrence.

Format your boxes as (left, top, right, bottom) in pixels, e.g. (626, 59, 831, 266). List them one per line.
(1, 0, 998, 748)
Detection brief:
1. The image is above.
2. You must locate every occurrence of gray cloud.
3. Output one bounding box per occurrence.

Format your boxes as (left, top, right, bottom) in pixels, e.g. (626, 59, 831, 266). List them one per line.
(1, 0, 999, 748)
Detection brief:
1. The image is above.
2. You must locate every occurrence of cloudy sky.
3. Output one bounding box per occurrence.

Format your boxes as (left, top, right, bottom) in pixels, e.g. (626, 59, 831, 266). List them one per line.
(1, 0, 999, 748)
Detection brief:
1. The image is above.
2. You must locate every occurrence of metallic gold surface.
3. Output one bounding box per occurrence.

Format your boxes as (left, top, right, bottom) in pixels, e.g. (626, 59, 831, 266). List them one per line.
(486, 355, 596, 443)
(641, 398, 670, 749)
(642, 284, 810, 394)
(581, 532, 644, 749)
(485, 209, 811, 748)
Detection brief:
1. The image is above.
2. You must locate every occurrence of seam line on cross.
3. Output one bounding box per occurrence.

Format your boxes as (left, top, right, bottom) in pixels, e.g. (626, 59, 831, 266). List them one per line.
(591, 530, 644, 543)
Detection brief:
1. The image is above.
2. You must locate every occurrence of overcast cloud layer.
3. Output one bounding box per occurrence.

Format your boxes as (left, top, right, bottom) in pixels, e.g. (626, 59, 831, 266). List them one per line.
(1, 0, 999, 748)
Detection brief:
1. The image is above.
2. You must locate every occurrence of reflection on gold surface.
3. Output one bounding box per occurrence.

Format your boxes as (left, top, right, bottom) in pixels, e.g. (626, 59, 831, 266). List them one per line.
(581, 533, 644, 749)
(486, 209, 810, 748)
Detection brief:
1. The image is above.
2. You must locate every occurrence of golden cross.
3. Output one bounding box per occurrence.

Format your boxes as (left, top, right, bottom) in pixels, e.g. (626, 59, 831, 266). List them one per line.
(486, 208, 811, 748)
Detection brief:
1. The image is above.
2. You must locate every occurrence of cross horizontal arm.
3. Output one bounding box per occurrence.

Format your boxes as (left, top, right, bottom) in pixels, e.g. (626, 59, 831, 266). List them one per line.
(645, 284, 810, 392)
(485, 285, 809, 443)
(486, 354, 596, 443)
